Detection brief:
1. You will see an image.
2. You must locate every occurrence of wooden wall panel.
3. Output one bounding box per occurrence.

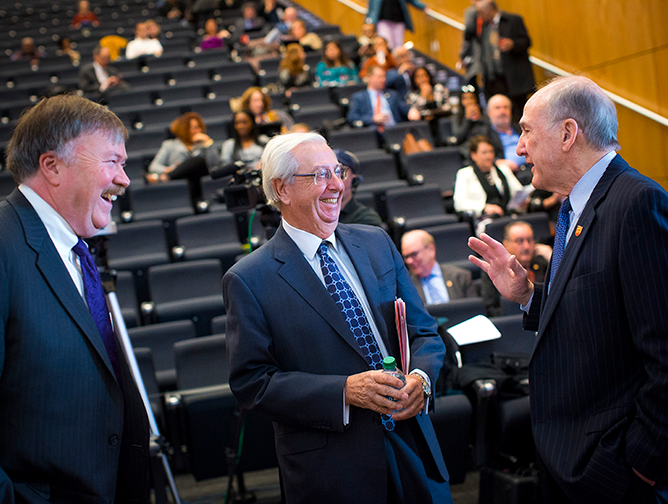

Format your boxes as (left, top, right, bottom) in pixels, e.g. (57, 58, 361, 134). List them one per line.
(293, 0, 668, 188)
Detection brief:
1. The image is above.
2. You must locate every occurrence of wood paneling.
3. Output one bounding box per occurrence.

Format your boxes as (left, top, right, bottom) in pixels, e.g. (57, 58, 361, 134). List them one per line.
(293, 0, 668, 188)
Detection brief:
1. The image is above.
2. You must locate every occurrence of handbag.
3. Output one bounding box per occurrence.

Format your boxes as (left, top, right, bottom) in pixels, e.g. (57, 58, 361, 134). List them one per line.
(402, 127, 433, 154)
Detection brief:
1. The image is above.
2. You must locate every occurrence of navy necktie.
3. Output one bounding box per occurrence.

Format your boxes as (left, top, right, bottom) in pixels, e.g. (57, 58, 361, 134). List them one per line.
(316, 241, 395, 431)
(549, 197, 572, 291)
(72, 238, 122, 383)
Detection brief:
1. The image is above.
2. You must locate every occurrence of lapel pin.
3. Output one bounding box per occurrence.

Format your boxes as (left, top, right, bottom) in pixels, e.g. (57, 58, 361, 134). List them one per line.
(575, 225, 583, 237)
(446, 280, 453, 287)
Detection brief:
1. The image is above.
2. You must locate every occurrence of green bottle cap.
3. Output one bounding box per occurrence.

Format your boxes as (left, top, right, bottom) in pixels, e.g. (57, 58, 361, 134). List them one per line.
(382, 356, 397, 370)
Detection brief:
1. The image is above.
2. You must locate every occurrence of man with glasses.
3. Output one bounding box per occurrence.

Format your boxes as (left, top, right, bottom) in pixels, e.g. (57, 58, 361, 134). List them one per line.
(401, 229, 477, 306)
(480, 220, 550, 317)
(223, 133, 453, 504)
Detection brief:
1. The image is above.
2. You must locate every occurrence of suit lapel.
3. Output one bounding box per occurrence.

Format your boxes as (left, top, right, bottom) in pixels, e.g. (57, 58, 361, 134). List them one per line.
(273, 226, 370, 362)
(8, 190, 118, 379)
(536, 156, 627, 340)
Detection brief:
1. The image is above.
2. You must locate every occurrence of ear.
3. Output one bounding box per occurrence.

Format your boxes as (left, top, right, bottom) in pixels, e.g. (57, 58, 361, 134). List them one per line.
(38, 151, 63, 186)
(272, 177, 291, 206)
(561, 118, 579, 152)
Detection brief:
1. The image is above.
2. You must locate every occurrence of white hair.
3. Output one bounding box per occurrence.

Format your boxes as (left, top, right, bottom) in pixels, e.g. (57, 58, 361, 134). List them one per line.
(261, 132, 327, 208)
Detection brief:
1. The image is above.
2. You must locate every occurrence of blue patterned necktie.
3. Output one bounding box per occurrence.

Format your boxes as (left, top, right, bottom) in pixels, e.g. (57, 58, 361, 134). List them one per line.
(316, 241, 395, 431)
(549, 197, 572, 291)
(72, 238, 122, 383)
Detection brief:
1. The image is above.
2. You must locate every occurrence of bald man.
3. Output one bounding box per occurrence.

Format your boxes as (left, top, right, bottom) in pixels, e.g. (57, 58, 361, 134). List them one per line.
(401, 230, 477, 305)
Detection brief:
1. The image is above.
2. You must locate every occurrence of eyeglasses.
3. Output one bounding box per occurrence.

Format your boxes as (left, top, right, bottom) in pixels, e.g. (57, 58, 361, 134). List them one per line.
(293, 165, 348, 185)
(403, 246, 427, 261)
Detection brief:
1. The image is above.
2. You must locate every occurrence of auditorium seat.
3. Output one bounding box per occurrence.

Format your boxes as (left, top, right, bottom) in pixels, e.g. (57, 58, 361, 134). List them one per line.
(402, 147, 463, 197)
(423, 222, 479, 279)
(128, 319, 197, 391)
(146, 259, 225, 337)
(385, 184, 458, 233)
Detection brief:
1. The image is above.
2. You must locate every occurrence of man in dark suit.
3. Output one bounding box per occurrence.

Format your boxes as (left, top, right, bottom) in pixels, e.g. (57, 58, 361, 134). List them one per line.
(223, 132, 453, 504)
(347, 65, 421, 130)
(0, 94, 150, 503)
(465, 0, 535, 122)
(78, 45, 129, 102)
(401, 229, 477, 305)
(469, 76, 668, 503)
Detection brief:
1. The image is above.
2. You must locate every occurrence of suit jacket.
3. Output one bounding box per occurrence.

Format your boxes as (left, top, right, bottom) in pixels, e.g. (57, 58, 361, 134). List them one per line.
(365, 0, 426, 33)
(223, 223, 448, 504)
(78, 62, 121, 95)
(465, 11, 535, 97)
(347, 88, 411, 128)
(524, 156, 668, 503)
(0, 190, 149, 504)
(411, 263, 477, 305)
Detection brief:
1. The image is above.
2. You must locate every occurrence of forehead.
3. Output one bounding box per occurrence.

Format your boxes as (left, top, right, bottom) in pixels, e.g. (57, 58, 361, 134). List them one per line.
(508, 224, 533, 238)
(293, 142, 336, 169)
(70, 130, 126, 156)
(519, 97, 546, 129)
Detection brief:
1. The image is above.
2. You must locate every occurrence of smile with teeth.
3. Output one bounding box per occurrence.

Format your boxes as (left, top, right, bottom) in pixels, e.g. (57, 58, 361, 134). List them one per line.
(321, 198, 338, 204)
(101, 193, 118, 202)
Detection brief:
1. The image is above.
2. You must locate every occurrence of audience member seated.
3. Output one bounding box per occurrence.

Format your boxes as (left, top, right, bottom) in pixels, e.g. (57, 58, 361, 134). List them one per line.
(385, 45, 414, 98)
(451, 84, 480, 135)
(200, 18, 231, 50)
(231, 2, 266, 44)
(244, 7, 299, 67)
(334, 149, 383, 227)
(453, 135, 525, 220)
(10, 37, 46, 66)
(239, 86, 294, 132)
(286, 19, 322, 52)
(481, 220, 551, 316)
(78, 46, 130, 101)
(148, 112, 219, 185)
(452, 100, 487, 158)
(401, 229, 477, 305)
(260, 0, 282, 24)
(220, 110, 267, 168)
(347, 65, 420, 130)
(156, 0, 187, 20)
(289, 123, 311, 133)
(56, 36, 81, 65)
(405, 66, 449, 122)
(71, 0, 100, 29)
(315, 40, 359, 87)
(278, 43, 313, 98)
(259, 6, 298, 46)
(146, 19, 162, 41)
(125, 22, 164, 59)
(357, 22, 377, 64)
(358, 36, 396, 79)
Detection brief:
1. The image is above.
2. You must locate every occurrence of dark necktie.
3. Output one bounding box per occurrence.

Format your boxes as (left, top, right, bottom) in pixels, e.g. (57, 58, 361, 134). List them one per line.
(549, 197, 572, 291)
(316, 241, 395, 431)
(72, 238, 122, 383)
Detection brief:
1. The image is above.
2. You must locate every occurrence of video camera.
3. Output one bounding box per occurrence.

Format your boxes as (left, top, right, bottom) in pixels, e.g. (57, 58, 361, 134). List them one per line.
(210, 160, 265, 213)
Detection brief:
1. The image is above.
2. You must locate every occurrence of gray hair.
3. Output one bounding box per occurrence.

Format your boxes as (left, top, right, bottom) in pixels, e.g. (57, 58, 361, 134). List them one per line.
(6, 94, 127, 184)
(540, 76, 620, 151)
(261, 132, 327, 208)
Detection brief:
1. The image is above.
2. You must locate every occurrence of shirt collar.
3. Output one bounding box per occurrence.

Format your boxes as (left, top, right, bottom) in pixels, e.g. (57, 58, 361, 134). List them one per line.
(18, 184, 79, 253)
(424, 261, 442, 280)
(569, 150, 617, 219)
(282, 218, 337, 261)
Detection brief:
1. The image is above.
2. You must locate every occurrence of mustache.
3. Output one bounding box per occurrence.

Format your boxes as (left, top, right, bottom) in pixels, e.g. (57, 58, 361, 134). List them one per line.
(103, 185, 126, 197)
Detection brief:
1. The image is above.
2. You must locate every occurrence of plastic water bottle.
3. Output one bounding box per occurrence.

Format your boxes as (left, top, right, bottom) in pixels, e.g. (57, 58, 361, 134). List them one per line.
(382, 356, 406, 401)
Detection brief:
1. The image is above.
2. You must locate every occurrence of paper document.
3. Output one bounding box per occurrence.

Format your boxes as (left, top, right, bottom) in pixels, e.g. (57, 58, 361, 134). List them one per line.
(506, 185, 534, 212)
(447, 315, 501, 346)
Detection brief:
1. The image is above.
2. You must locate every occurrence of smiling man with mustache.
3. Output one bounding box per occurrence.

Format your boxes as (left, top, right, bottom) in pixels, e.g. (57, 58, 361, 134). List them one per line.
(0, 94, 150, 504)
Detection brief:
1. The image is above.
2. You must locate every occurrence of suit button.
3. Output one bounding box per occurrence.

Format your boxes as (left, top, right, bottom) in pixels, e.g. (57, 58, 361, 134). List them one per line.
(109, 435, 119, 446)
(373, 416, 382, 425)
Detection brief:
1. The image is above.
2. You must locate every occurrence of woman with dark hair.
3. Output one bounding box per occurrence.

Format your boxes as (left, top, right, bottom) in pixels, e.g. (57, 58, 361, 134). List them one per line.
(315, 40, 359, 87)
(148, 112, 219, 183)
(56, 36, 81, 65)
(405, 66, 448, 120)
(220, 110, 267, 168)
(200, 18, 231, 50)
(453, 135, 525, 220)
(239, 86, 294, 131)
(278, 43, 312, 97)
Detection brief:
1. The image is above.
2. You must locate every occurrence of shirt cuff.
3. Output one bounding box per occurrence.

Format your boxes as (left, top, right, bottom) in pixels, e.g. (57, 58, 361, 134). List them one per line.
(410, 369, 431, 414)
(343, 390, 350, 426)
(520, 291, 534, 312)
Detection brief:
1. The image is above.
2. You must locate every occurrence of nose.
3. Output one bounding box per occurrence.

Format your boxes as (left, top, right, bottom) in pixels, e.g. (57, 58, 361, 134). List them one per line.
(115, 164, 131, 188)
(516, 133, 527, 157)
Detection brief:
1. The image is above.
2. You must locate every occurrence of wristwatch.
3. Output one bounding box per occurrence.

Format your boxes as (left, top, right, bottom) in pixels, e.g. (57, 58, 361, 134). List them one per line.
(415, 373, 432, 400)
